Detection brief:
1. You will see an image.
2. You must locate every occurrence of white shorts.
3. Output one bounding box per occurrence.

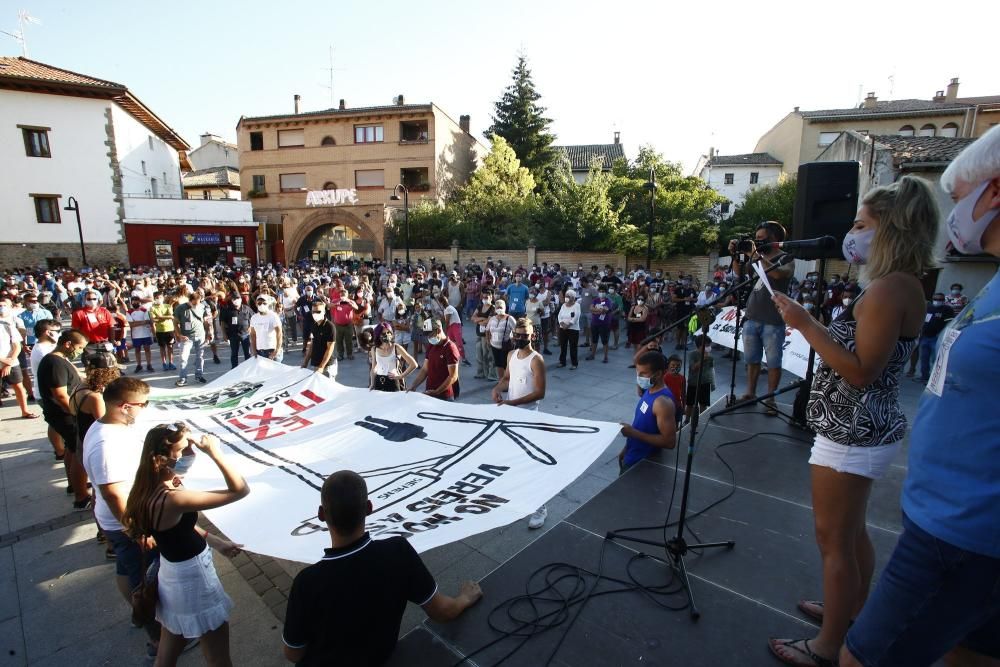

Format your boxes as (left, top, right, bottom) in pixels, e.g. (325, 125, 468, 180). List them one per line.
(808, 433, 899, 480)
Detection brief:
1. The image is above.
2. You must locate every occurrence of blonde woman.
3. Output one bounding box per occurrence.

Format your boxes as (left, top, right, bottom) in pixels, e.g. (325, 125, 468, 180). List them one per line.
(768, 175, 938, 667)
(123, 423, 248, 667)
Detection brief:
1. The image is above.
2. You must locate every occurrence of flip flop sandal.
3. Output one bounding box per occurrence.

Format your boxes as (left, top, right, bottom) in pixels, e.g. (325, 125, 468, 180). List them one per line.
(768, 638, 837, 667)
(797, 599, 824, 623)
(20, 413, 40, 419)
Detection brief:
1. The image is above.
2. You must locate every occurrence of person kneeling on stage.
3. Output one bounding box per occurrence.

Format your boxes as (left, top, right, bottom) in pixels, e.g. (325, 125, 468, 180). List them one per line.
(282, 471, 483, 666)
(618, 350, 677, 474)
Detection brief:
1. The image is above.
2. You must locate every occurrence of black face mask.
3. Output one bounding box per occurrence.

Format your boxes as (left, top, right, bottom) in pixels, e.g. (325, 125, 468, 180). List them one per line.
(512, 338, 530, 350)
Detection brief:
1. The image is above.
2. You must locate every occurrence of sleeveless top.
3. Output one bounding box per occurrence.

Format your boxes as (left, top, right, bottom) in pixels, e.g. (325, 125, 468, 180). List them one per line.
(70, 387, 98, 448)
(807, 292, 917, 447)
(507, 350, 541, 406)
(623, 386, 674, 466)
(373, 347, 398, 376)
(151, 491, 207, 563)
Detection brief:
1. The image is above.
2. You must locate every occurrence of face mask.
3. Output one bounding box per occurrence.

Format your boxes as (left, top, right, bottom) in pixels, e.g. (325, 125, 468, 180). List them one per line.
(636, 299, 644, 305)
(950, 289, 961, 296)
(85, 299, 98, 306)
(167, 452, 196, 476)
(258, 304, 268, 313)
(842, 298, 851, 306)
(312, 313, 324, 322)
(842, 228, 876, 264)
(513, 338, 529, 350)
(636, 374, 653, 390)
(598, 292, 607, 298)
(154, 298, 163, 305)
(27, 302, 38, 311)
(564, 297, 571, 304)
(946, 180, 999, 255)
(46, 329, 60, 342)
(232, 298, 242, 307)
(69, 347, 83, 361)
(804, 303, 815, 311)
(495, 308, 506, 316)
(428, 333, 445, 345)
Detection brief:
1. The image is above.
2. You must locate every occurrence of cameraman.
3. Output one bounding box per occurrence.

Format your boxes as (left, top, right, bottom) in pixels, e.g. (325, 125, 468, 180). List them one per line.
(727, 221, 794, 415)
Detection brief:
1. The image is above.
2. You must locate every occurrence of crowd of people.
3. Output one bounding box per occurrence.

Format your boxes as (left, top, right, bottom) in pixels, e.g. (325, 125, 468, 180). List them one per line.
(1, 126, 997, 667)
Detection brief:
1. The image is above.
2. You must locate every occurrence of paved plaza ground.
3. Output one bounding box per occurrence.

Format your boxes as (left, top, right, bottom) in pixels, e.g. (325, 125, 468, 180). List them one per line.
(0, 320, 926, 666)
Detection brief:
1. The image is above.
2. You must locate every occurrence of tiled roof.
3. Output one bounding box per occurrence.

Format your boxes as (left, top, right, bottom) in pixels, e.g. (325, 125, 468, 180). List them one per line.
(0, 57, 188, 151)
(0, 56, 124, 90)
(182, 166, 240, 188)
(956, 95, 1000, 106)
(240, 103, 434, 125)
(871, 135, 977, 165)
(554, 143, 626, 171)
(802, 99, 972, 120)
(709, 152, 782, 167)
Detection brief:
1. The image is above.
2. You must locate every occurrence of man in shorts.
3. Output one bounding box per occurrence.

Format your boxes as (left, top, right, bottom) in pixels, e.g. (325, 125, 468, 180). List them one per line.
(149, 291, 176, 371)
(127, 296, 155, 373)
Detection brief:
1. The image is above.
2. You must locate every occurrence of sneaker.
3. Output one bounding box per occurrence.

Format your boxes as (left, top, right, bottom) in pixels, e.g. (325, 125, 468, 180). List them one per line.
(528, 506, 547, 529)
(213, 356, 221, 364)
(105, 546, 116, 561)
(570, 365, 578, 370)
(145, 366, 155, 372)
(585, 354, 595, 361)
(72, 496, 93, 511)
(196, 376, 207, 384)
(168, 363, 177, 371)
(162, 364, 168, 372)
(134, 366, 142, 374)
(175, 378, 187, 387)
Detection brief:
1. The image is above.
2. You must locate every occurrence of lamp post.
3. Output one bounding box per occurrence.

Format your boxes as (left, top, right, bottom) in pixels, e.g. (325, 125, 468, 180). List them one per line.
(390, 184, 410, 266)
(644, 168, 656, 271)
(63, 196, 87, 267)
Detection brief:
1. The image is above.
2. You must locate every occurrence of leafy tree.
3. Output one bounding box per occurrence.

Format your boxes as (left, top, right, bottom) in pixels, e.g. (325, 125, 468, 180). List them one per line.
(719, 177, 797, 252)
(539, 157, 621, 250)
(484, 55, 558, 188)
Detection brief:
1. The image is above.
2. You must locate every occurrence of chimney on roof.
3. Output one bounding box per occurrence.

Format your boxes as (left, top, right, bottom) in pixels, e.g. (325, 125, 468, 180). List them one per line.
(459, 114, 470, 133)
(614, 131, 620, 145)
(933, 90, 946, 103)
(863, 92, 878, 109)
(339, 98, 346, 110)
(199, 133, 217, 146)
(946, 77, 960, 102)
(709, 146, 715, 161)
(396, 94, 404, 106)
(794, 106, 800, 112)
(294, 94, 301, 114)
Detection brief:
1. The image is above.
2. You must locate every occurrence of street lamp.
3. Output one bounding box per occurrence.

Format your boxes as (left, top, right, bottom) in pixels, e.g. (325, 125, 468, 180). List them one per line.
(644, 168, 656, 271)
(390, 184, 410, 266)
(63, 196, 87, 267)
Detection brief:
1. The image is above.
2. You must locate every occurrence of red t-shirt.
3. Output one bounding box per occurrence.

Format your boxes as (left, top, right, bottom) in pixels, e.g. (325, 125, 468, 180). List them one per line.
(332, 302, 355, 326)
(425, 340, 460, 399)
(72, 307, 114, 342)
(664, 373, 686, 413)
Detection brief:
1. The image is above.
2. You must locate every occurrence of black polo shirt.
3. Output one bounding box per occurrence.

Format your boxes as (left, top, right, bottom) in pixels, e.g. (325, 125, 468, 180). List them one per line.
(307, 320, 336, 366)
(283, 533, 437, 666)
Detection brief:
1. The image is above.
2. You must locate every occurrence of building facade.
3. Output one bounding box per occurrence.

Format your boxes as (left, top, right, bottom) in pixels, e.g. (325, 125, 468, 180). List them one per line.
(554, 133, 627, 184)
(187, 133, 239, 171)
(756, 78, 999, 175)
(0, 57, 255, 270)
(693, 150, 783, 218)
(236, 98, 487, 263)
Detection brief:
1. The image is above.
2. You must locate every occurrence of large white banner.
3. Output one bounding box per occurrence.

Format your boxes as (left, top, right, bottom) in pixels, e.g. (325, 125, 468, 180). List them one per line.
(142, 359, 618, 562)
(707, 306, 820, 378)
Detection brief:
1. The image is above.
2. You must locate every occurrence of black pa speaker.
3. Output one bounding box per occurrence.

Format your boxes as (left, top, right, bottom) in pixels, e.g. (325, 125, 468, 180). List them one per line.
(792, 161, 860, 259)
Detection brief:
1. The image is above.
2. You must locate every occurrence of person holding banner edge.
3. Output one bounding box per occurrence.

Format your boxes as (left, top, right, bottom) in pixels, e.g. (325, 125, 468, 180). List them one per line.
(767, 175, 938, 667)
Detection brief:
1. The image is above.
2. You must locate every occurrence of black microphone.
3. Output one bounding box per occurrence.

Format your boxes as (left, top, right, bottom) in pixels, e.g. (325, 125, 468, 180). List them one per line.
(766, 236, 837, 259)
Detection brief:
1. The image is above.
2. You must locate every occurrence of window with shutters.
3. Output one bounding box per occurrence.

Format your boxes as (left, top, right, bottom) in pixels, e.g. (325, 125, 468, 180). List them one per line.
(278, 129, 305, 147)
(279, 173, 307, 192)
(355, 169, 384, 189)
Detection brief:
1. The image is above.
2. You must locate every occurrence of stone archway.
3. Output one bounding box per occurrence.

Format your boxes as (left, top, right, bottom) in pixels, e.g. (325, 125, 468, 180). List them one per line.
(286, 208, 384, 261)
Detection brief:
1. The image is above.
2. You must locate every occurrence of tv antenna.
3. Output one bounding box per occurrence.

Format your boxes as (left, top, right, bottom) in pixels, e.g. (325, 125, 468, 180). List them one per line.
(1, 9, 41, 57)
(318, 45, 346, 108)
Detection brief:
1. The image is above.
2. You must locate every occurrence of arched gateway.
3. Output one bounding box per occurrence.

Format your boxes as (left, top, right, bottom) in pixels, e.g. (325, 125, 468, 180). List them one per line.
(285, 208, 384, 262)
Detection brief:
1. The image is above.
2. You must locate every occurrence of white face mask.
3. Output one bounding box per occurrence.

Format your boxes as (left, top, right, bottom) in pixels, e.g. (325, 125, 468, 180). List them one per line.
(842, 297, 851, 306)
(842, 228, 876, 264)
(232, 298, 242, 307)
(946, 180, 999, 255)
(257, 304, 268, 313)
(312, 312, 324, 322)
(428, 333, 445, 345)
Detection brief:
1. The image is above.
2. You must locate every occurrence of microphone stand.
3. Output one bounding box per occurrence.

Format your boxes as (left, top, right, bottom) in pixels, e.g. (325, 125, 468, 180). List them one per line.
(609, 331, 734, 621)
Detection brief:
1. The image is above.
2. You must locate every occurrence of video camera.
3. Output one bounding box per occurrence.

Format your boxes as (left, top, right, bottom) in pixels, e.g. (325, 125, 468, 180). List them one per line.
(732, 233, 755, 255)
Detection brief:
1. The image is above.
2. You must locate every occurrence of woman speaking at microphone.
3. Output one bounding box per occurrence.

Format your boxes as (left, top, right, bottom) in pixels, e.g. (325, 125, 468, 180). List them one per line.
(767, 175, 939, 667)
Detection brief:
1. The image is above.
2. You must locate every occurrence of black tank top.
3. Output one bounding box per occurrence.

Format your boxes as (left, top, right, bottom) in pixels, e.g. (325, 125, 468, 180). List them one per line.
(151, 493, 207, 562)
(70, 388, 97, 448)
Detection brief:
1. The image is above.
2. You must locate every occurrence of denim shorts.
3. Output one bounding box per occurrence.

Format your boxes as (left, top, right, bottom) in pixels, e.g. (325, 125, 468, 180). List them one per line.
(104, 529, 148, 590)
(845, 513, 1000, 665)
(741, 319, 784, 366)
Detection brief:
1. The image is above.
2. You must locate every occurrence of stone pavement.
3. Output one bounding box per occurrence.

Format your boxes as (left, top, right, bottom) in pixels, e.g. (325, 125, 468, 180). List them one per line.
(0, 321, 927, 665)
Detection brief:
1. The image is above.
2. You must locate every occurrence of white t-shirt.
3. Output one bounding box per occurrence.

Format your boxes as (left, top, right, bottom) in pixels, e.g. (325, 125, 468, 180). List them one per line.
(250, 310, 282, 350)
(443, 304, 461, 327)
(280, 287, 299, 310)
(378, 296, 402, 322)
(82, 421, 144, 532)
(127, 308, 153, 340)
(486, 315, 514, 349)
(30, 340, 55, 400)
(558, 303, 581, 331)
(0, 318, 23, 358)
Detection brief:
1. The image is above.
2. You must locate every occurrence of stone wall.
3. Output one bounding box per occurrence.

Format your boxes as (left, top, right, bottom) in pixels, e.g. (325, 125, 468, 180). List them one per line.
(0, 243, 128, 270)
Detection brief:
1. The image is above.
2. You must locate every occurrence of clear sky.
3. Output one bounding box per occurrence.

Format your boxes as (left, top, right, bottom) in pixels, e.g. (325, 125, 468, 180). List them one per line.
(5, 0, 995, 173)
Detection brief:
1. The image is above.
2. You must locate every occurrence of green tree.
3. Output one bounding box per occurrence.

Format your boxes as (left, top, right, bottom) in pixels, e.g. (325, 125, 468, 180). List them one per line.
(719, 177, 797, 252)
(484, 55, 558, 188)
(608, 145, 724, 259)
(539, 157, 621, 250)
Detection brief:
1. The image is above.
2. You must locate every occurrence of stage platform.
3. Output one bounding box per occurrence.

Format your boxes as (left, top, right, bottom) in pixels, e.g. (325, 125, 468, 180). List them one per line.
(395, 399, 909, 666)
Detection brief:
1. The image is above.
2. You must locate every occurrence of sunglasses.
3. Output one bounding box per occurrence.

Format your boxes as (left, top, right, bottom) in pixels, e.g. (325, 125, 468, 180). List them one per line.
(121, 400, 149, 409)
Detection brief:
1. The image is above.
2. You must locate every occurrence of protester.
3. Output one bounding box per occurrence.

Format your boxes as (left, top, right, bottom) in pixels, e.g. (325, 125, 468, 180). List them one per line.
(587, 287, 613, 363)
(408, 319, 460, 400)
(472, 288, 497, 381)
(0, 297, 38, 419)
(729, 222, 795, 416)
(491, 318, 548, 528)
(944, 282, 968, 312)
(72, 288, 116, 364)
(249, 294, 282, 360)
(122, 423, 248, 666)
(368, 324, 417, 391)
(390, 302, 411, 353)
(439, 294, 470, 366)
(331, 291, 358, 362)
(770, 175, 939, 667)
(907, 292, 955, 384)
(37, 329, 90, 508)
(685, 334, 715, 421)
(556, 289, 581, 369)
(173, 289, 212, 386)
(486, 299, 516, 376)
(220, 291, 253, 369)
(149, 291, 177, 371)
(282, 470, 482, 665)
(618, 350, 677, 473)
(300, 301, 337, 378)
(30, 319, 65, 461)
(838, 124, 1000, 667)
(126, 296, 155, 373)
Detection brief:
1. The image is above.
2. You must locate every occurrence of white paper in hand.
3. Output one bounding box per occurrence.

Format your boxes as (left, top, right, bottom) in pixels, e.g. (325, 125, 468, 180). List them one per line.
(753, 262, 775, 296)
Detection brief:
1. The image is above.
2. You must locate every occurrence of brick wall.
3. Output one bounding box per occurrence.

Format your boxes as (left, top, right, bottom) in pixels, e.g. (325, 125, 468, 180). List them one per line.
(0, 243, 129, 271)
(537, 251, 624, 269)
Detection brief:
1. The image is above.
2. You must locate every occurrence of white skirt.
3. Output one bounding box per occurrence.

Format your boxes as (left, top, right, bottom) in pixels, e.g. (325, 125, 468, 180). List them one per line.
(808, 433, 899, 480)
(156, 545, 233, 639)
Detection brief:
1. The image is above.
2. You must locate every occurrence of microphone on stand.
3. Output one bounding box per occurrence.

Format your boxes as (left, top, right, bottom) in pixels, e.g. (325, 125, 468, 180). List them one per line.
(765, 236, 837, 259)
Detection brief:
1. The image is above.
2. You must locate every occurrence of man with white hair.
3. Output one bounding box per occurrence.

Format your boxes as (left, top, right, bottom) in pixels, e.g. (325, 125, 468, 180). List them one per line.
(840, 125, 1000, 667)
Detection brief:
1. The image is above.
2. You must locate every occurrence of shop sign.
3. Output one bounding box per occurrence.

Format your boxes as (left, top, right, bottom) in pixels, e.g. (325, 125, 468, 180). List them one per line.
(154, 240, 173, 267)
(306, 189, 359, 207)
(181, 232, 222, 245)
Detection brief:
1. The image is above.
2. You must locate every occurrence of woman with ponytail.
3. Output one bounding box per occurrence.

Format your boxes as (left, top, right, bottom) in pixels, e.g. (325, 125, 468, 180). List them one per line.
(767, 175, 939, 667)
(123, 423, 249, 667)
